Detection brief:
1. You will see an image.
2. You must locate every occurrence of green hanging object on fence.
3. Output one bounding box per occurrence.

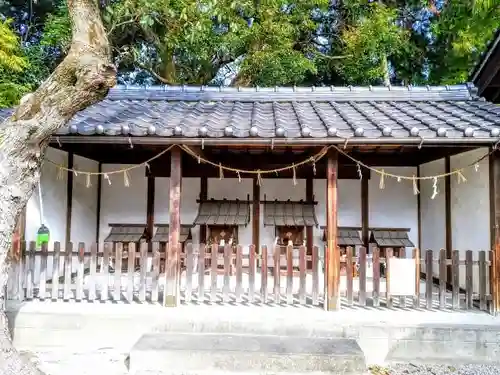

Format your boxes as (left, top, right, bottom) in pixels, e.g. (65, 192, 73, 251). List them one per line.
(36, 224, 50, 248)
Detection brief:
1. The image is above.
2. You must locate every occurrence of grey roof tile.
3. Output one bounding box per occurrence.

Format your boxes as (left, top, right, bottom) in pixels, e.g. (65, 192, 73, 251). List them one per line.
(1, 84, 500, 140)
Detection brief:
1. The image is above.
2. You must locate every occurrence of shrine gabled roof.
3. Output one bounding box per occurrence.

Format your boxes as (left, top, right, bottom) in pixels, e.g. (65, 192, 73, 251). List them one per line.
(1, 83, 500, 144)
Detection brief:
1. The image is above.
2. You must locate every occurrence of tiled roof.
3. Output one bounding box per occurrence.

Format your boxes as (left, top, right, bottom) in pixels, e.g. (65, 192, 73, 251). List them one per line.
(104, 224, 147, 242)
(2, 84, 500, 141)
(193, 200, 250, 226)
(151, 224, 192, 243)
(263, 200, 318, 227)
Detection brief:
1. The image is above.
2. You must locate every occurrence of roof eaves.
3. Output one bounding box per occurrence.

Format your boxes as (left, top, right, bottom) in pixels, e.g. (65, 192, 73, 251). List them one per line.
(470, 28, 500, 83)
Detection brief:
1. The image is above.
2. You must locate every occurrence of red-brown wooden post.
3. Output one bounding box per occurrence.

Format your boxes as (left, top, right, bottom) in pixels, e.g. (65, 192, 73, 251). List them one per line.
(165, 146, 182, 307)
(325, 149, 339, 310)
(489, 149, 500, 315)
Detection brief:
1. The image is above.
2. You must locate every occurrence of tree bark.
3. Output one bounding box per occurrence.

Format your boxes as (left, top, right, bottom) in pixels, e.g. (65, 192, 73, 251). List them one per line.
(0, 0, 116, 373)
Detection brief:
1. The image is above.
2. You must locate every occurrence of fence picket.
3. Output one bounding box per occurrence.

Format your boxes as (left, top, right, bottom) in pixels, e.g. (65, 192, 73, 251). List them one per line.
(249, 245, 256, 303)
(223, 244, 231, 303)
(139, 243, 147, 302)
(114, 243, 122, 302)
(358, 247, 367, 307)
(260, 245, 268, 303)
(312, 246, 319, 305)
(197, 244, 205, 302)
(101, 243, 110, 301)
(210, 244, 218, 302)
(186, 243, 194, 303)
(465, 250, 473, 309)
(413, 248, 420, 309)
(126, 243, 136, 303)
(76, 242, 85, 302)
(39, 242, 48, 301)
(399, 248, 406, 308)
(452, 250, 459, 309)
(386, 248, 393, 309)
(51, 242, 60, 301)
(345, 247, 354, 306)
(235, 245, 243, 303)
(273, 245, 280, 304)
(88, 243, 97, 301)
(479, 251, 487, 311)
(63, 242, 72, 301)
(151, 242, 160, 303)
(439, 249, 446, 309)
(299, 246, 306, 305)
(286, 245, 293, 305)
(372, 248, 380, 307)
(25, 241, 35, 300)
(425, 250, 433, 310)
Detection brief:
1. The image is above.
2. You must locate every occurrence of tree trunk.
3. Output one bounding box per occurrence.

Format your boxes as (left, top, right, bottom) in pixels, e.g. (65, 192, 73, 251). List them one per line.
(0, 0, 116, 373)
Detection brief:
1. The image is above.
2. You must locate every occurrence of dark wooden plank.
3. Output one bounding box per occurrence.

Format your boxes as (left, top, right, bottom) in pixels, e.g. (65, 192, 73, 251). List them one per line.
(386, 248, 393, 309)
(249, 244, 256, 303)
(165, 146, 182, 307)
(479, 250, 487, 311)
(197, 244, 205, 302)
(312, 246, 319, 305)
(139, 242, 147, 302)
(101, 242, 110, 301)
(75, 242, 85, 302)
(211, 244, 218, 302)
(223, 244, 231, 303)
(299, 245, 306, 305)
(252, 178, 260, 252)
(186, 243, 194, 302)
(445, 156, 452, 283)
(306, 177, 314, 269)
(39, 242, 48, 301)
(25, 241, 35, 300)
(452, 250, 460, 309)
(358, 247, 367, 306)
(439, 248, 446, 309)
(466, 250, 473, 309)
(361, 176, 369, 247)
(326, 149, 340, 310)
(274, 245, 281, 304)
(286, 245, 293, 305)
(151, 242, 160, 302)
(88, 243, 97, 301)
(426, 250, 434, 310)
(346, 246, 354, 306)
(261, 245, 268, 303)
(413, 248, 420, 309)
(126, 243, 136, 303)
(372, 247, 380, 307)
(114, 243, 122, 302)
(63, 242, 73, 301)
(65, 152, 74, 246)
(235, 245, 243, 303)
(146, 176, 155, 251)
(399, 248, 406, 308)
(95, 163, 102, 245)
(199, 178, 208, 243)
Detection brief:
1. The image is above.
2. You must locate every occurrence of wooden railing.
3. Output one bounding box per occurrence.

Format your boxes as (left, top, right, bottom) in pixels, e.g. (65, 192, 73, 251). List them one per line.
(5, 241, 493, 312)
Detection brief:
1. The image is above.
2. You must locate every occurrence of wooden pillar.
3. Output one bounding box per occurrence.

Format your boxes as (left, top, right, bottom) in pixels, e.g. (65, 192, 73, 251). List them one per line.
(199, 177, 208, 243)
(489, 149, 500, 315)
(165, 147, 182, 307)
(445, 156, 452, 282)
(325, 149, 339, 311)
(146, 175, 155, 248)
(361, 174, 369, 248)
(65, 152, 74, 245)
(252, 177, 260, 249)
(306, 177, 314, 268)
(95, 163, 102, 245)
(417, 165, 422, 251)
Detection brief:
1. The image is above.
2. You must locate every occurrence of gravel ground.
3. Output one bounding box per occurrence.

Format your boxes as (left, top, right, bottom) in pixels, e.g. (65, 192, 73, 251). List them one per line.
(370, 364, 500, 375)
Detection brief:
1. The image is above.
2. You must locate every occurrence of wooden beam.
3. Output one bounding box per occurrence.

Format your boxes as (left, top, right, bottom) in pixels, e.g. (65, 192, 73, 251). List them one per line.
(146, 176, 155, 246)
(325, 149, 340, 311)
(65, 152, 74, 245)
(306, 177, 314, 269)
(489, 149, 500, 315)
(252, 177, 261, 251)
(165, 147, 182, 307)
(417, 165, 422, 251)
(199, 177, 208, 243)
(95, 162, 102, 244)
(445, 156, 452, 282)
(361, 173, 369, 248)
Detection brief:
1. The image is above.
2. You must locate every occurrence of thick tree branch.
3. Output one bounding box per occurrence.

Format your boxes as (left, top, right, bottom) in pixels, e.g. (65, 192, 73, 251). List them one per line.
(0, 0, 116, 374)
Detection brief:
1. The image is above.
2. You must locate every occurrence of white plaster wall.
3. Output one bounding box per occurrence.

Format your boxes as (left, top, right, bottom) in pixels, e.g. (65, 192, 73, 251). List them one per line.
(99, 165, 147, 244)
(26, 147, 67, 244)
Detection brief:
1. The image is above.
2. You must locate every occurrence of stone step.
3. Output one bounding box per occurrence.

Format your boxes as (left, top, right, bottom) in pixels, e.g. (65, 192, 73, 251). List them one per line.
(129, 332, 366, 375)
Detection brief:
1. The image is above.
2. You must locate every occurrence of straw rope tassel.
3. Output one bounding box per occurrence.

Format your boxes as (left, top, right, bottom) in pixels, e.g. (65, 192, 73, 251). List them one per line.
(86, 173, 92, 188)
(123, 170, 131, 187)
(431, 177, 438, 199)
(237, 171, 241, 183)
(257, 171, 263, 186)
(219, 163, 224, 180)
(357, 163, 362, 180)
(379, 169, 385, 189)
(292, 164, 297, 186)
(412, 175, 419, 195)
(57, 167, 64, 180)
(311, 157, 316, 176)
(104, 173, 112, 185)
(457, 170, 467, 184)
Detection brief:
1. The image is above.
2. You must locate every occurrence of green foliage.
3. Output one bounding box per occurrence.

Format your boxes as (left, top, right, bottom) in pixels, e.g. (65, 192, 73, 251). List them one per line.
(0, 19, 29, 108)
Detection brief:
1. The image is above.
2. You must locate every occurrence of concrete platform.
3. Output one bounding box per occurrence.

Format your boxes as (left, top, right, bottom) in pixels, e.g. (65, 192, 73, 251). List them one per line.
(129, 333, 366, 374)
